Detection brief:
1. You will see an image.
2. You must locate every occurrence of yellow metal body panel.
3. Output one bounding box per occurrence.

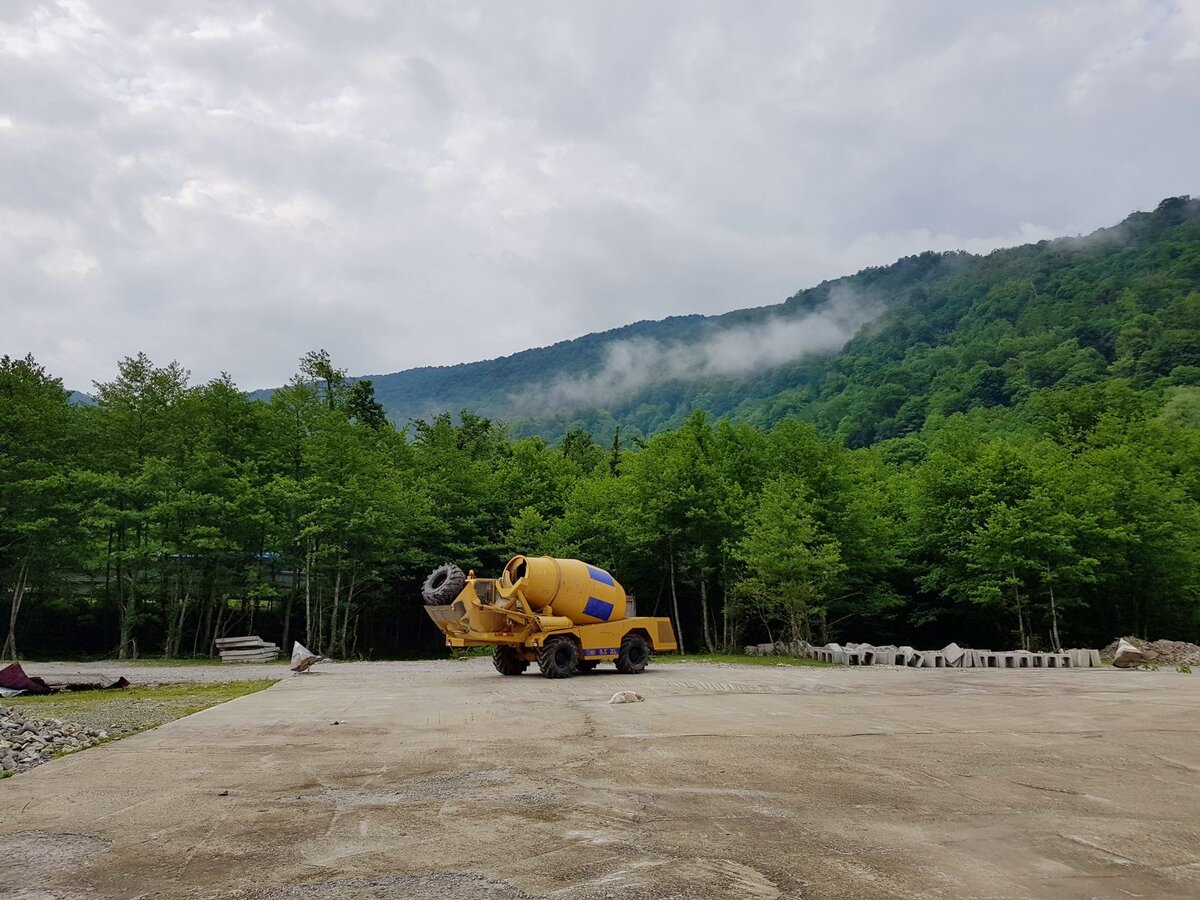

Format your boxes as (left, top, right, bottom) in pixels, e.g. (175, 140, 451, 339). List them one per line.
(501, 556, 628, 624)
(424, 574, 678, 660)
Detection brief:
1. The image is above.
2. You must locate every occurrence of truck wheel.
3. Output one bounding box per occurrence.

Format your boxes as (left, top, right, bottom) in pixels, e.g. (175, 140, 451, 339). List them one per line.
(422, 564, 465, 605)
(616, 633, 650, 674)
(492, 646, 528, 676)
(538, 637, 578, 678)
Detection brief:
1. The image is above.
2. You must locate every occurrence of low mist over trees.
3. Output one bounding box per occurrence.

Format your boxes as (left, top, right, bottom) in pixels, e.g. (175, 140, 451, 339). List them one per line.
(2, 343, 1198, 659)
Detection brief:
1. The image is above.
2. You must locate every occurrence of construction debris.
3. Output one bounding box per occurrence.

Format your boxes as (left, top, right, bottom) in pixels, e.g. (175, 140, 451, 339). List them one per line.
(1111, 638, 1148, 668)
(214, 635, 280, 663)
(0, 662, 51, 696)
(1102, 636, 1200, 667)
(0, 662, 128, 696)
(290, 642, 322, 673)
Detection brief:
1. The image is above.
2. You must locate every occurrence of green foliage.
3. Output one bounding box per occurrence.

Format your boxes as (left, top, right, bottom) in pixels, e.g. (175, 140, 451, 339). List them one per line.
(734, 475, 844, 643)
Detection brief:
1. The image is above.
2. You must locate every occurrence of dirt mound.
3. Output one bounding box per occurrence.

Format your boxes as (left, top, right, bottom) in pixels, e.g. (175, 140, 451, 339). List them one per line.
(1102, 636, 1200, 666)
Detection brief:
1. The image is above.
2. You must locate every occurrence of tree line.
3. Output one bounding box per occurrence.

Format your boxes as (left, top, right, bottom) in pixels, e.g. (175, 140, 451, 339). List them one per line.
(2, 348, 1198, 661)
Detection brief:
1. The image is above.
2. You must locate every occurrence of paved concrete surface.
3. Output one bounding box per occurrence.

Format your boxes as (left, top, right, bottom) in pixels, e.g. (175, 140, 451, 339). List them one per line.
(2, 661, 1199, 899)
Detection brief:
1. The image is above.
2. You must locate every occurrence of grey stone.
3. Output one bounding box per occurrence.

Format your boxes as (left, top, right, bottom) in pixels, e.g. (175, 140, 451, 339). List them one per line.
(1113, 638, 1146, 668)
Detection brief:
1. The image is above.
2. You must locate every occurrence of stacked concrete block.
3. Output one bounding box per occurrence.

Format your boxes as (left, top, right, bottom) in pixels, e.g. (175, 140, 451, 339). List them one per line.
(1064, 648, 1102, 667)
(800, 640, 1102, 670)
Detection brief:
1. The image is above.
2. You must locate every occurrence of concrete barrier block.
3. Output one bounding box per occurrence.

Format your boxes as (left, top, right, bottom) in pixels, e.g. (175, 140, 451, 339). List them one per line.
(941, 642, 965, 665)
(1089, 649, 1102, 667)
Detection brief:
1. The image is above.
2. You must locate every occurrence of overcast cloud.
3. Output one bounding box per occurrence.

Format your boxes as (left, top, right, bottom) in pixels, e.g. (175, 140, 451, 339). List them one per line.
(1, 1, 1198, 391)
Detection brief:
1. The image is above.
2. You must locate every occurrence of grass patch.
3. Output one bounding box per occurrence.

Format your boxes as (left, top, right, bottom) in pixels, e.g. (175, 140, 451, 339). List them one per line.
(5, 680, 278, 739)
(657, 653, 835, 667)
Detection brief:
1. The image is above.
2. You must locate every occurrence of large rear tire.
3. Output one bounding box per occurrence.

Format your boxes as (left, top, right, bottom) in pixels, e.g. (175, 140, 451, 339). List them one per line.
(616, 633, 650, 674)
(538, 637, 579, 678)
(492, 646, 528, 676)
(422, 564, 465, 605)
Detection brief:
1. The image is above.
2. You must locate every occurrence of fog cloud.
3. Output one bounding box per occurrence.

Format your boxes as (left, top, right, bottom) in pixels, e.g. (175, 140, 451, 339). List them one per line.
(531, 287, 880, 412)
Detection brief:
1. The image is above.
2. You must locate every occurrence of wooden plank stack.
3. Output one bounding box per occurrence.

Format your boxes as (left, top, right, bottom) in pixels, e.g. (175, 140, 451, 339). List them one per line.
(214, 635, 280, 663)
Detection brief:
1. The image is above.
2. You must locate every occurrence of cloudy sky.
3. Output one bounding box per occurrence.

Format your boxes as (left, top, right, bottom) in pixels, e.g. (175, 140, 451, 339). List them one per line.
(1, 1, 1197, 391)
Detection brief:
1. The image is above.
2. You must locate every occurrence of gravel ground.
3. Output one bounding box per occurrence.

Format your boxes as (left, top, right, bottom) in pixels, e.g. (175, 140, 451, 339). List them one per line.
(22, 659, 459, 684)
(3, 680, 275, 776)
(1, 706, 106, 775)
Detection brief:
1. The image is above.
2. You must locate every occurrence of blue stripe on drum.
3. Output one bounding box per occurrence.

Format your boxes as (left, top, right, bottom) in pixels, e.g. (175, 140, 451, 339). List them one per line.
(586, 564, 615, 586)
(582, 596, 614, 621)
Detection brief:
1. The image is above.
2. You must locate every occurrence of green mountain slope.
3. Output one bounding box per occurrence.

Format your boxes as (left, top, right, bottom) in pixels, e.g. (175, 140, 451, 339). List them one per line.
(275, 196, 1200, 443)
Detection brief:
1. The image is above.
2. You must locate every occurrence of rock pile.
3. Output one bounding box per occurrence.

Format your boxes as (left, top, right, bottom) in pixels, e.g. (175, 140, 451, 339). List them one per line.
(0, 706, 107, 774)
(1102, 636, 1200, 666)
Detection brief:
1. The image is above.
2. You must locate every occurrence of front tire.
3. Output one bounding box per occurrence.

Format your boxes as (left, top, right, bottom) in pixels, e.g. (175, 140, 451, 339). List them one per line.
(493, 646, 528, 676)
(616, 633, 650, 674)
(538, 637, 579, 678)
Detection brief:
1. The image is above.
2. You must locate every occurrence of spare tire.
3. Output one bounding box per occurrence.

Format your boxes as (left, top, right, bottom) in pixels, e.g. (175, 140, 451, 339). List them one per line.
(422, 564, 465, 605)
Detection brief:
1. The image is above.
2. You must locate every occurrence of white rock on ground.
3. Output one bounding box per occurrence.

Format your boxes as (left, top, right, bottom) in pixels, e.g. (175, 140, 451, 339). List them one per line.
(608, 691, 645, 704)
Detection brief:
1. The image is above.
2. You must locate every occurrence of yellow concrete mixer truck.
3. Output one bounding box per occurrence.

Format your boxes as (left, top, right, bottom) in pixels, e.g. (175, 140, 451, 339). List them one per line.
(421, 555, 678, 678)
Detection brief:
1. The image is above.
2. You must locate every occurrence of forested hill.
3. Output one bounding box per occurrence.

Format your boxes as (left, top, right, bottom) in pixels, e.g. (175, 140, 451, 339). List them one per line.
(314, 196, 1200, 444)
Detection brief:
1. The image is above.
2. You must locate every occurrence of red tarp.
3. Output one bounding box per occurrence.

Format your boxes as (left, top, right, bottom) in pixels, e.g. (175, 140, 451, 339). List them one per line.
(0, 662, 52, 695)
(0, 662, 129, 695)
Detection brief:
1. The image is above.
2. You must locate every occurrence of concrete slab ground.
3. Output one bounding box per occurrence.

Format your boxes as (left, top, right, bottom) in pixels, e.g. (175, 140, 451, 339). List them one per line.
(2, 661, 1199, 899)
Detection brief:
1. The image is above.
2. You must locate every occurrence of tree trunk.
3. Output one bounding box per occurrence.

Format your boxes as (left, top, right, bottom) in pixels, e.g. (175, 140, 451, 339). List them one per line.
(330, 568, 342, 659)
(304, 542, 313, 648)
(117, 528, 133, 660)
(211, 593, 225, 657)
(282, 553, 298, 652)
(669, 545, 685, 655)
(2, 555, 30, 661)
(699, 580, 715, 653)
(341, 569, 357, 658)
(1012, 568, 1028, 651)
(1046, 569, 1062, 653)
